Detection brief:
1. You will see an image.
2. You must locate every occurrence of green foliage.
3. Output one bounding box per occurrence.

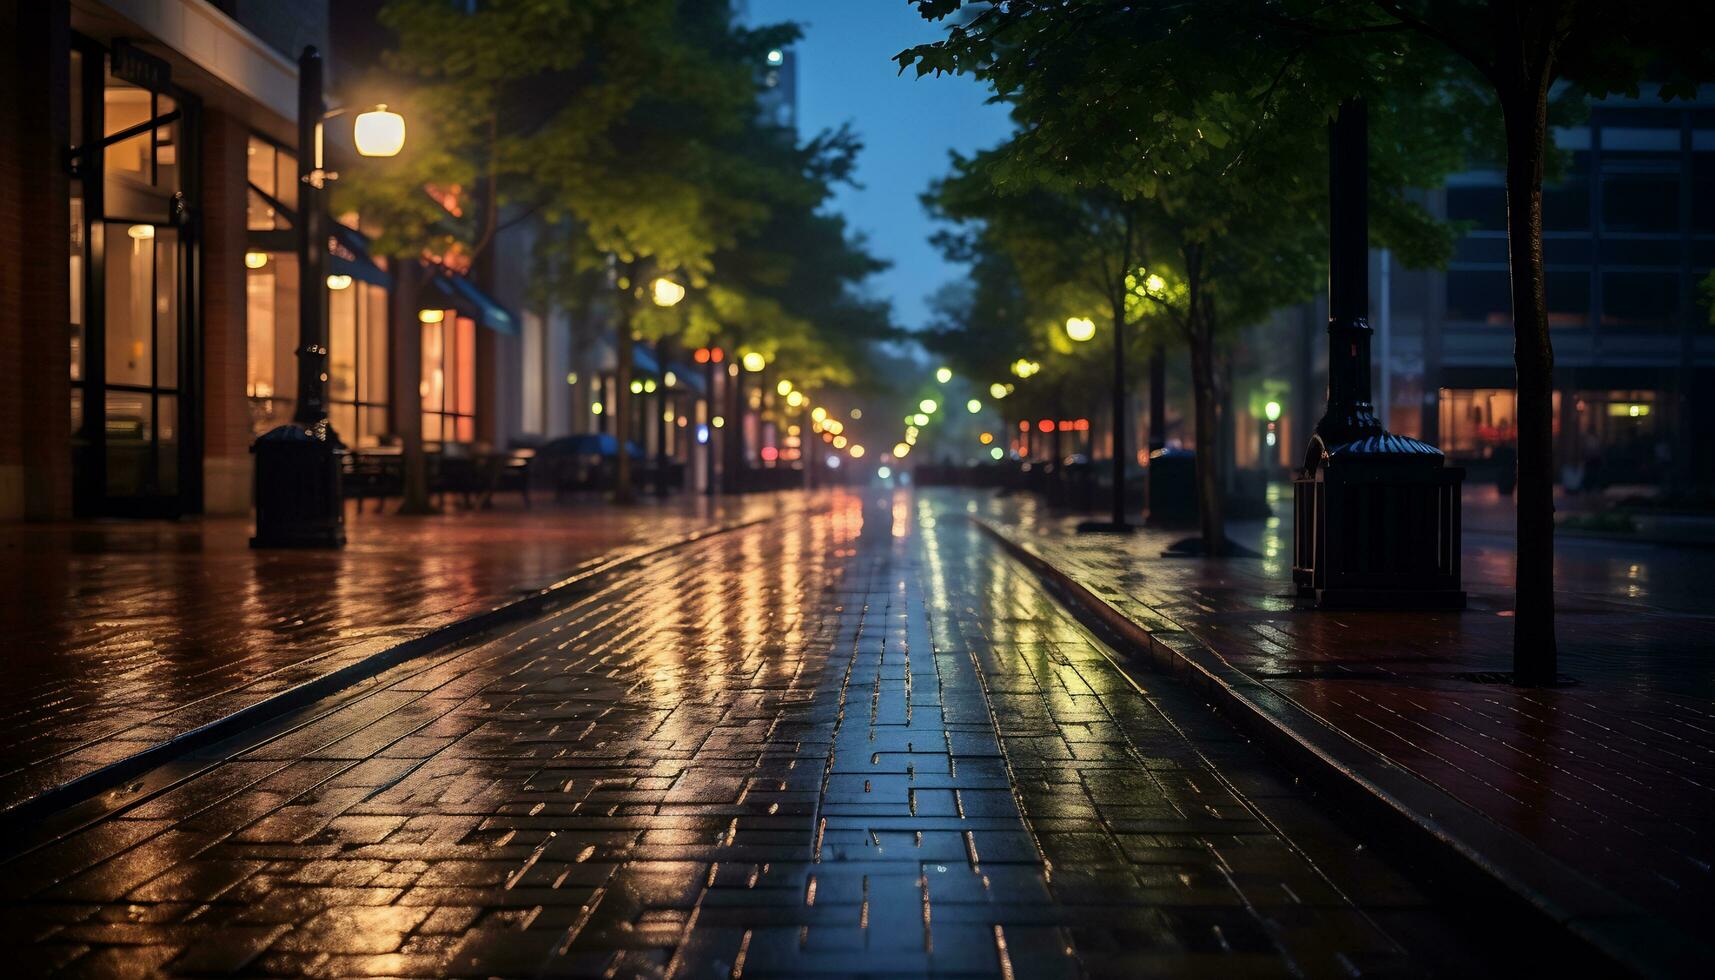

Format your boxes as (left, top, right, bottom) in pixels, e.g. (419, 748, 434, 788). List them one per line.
(340, 0, 893, 391)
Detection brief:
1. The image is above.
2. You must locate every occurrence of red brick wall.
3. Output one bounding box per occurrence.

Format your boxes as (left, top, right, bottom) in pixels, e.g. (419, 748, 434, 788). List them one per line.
(200, 108, 254, 514)
(0, 0, 72, 519)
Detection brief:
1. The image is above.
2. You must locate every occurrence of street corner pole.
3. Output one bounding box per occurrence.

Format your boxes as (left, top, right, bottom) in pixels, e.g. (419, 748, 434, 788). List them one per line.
(1112, 313, 1128, 528)
(1292, 98, 1464, 611)
(251, 45, 345, 548)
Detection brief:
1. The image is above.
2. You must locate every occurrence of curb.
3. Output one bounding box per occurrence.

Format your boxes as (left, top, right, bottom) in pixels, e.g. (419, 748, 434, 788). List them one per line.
(971, 516, 1709, 980)
(0, 509, 785, 837)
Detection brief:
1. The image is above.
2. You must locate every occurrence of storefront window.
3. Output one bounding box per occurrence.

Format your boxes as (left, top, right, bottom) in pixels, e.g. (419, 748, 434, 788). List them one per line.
(245, 253, 297, 434)
(328, 280, 390, 447)
(246, 136, 295, 231)
(421, 312, 477, 443)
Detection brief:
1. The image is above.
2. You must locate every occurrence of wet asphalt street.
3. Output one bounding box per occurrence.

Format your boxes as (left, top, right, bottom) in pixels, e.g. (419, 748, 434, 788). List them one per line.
(3, 490, 1504, 978)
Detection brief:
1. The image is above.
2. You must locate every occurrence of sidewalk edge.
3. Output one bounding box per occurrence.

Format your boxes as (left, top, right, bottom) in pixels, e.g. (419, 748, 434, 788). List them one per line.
(0, 509, 784, 833)
(971, 516, 1707, 980)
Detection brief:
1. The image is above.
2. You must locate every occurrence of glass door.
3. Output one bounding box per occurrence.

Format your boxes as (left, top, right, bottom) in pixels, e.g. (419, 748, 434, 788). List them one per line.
(99, 221, 184, 511)
(69, 36, 200, 517)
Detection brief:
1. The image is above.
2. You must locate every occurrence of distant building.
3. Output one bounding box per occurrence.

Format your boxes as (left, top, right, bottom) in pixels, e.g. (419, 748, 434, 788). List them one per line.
(1241, 87, 1715, 490)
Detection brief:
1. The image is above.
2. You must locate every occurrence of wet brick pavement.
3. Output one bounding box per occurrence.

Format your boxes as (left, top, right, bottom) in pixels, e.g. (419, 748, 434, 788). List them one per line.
(0, 495, 790, 813)
(966, 486, 1715, 950)
(0, 490, 1498, 977)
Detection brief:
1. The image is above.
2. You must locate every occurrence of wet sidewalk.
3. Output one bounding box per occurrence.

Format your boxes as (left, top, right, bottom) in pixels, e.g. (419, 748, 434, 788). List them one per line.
(2, 491, 1501, 977)
(0, 494, 796, 814)
(961, 487, 1715, 963)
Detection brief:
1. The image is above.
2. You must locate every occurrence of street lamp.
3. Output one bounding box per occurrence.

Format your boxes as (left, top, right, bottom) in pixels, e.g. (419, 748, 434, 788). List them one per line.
(967, 399, 982, 414)
(651, 277, 686, 307)
(353, 105, 406, 157)
(253, 46, 409, 549)
(741, 351, 766, 373)
(989, 383, 1009, 400)
(919, 399, 937, 414)
(936, 366, 953, 384)
(1065, 316, 1096, 343)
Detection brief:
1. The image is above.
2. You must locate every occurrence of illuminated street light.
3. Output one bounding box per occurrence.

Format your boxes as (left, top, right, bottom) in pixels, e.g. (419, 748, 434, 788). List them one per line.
(811, 406, 827, 423)
(418, 309, 444, 323)
(989, 383, 1008, 400)
(893, 442, 910, 458)
(741, 351, 766, 373)
(849, 444, 865, 458)
(326, 274, 352, 290)
(786, 390, 804, 408)
(1145, 273, 1167, 294)
(650, 277, 686, 307)
(1265, 400, 1282, 422)
(936, 366, 953, 384)
(919, 399, 937, 414)
(966, 399, 982, 414)
(245, 250, 269, 269)
(1065, 316, 1096, 342)
(353, 104, 406, 157)
(776, 379, 794, 396)
(912, 413, 929, 427)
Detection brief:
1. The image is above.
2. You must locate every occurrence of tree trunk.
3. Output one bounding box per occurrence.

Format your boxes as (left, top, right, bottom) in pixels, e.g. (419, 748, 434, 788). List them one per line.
(1503, 81, 1558, 684)
(1189, 317, 1225, 556)
(613, 279, 635, 505)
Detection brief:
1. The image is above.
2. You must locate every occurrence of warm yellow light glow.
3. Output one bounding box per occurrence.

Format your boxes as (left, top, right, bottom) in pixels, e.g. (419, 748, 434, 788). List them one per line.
(326, 274, 353, 290)
(741, 351, 766, 373)
(990, 446, 1005, 460)
(1264, 400, 1281, 422)
(893, 442, 910, 458)
(786, 390, 804, 408)
(919, 399, 937, 414)
(825, 419, 843, 435)
(712, 415, 725, 428)
(936, 366, 952, 384)
(1145, 273, 1167, 294)
(566, 372, 579, 386)
(244, 250, 269, 269)
(849, 444, 864, 458)
(630, 380, 644, 394)
(591, 401, 604, 415)
(850, 408, 862, 420)
(966, 399, 982, 414)
(989, 382, 1007, 400)
(979, 432, 994, 445)
(776, 379, 793, 396)
(811, 406, 827, 423)
(354, 105, 406, 157)
(1065, 316, 1096, 342)
(418, 309, 445, 324)
(650, 277, 686, 307)
(912, 413, 929, 427)
(833, 435, 847, 449)
(643, 379, 657, 393)
(128, 224, 155, 240)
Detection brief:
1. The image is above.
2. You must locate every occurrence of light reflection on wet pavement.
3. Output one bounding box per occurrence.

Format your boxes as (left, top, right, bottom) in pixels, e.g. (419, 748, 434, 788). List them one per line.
(968, 485, 1715, 945)
(0, 496, 789, 812)
(1, 489, 1498, 977)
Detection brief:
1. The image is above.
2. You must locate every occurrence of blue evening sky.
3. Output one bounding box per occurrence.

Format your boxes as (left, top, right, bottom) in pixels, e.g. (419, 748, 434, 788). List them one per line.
(744, 1, 1015, 331)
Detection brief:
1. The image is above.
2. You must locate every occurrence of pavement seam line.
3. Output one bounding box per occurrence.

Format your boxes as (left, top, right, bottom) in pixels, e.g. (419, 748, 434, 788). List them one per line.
(968, 514, 1710, 980)
(0, 506, 805, 835)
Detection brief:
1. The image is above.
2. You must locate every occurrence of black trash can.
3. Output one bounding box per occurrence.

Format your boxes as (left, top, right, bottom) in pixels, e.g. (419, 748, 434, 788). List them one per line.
(1146, 448, 1198, 526)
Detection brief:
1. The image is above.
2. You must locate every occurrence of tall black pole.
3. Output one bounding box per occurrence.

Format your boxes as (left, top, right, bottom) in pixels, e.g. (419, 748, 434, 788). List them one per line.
(705, 357, 718, 496)
(654, 340, 670, 498)
(251, 46, 342, 547)
(1316, 99, 1382, 447)
(1110, 313, 1128, 526)
(293, 47, 329, 430)
(1148, 344, 1166, 451)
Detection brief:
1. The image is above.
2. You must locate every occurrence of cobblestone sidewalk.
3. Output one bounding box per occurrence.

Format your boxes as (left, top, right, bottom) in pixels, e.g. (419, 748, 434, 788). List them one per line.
(964, 486, 1715, 959)
(2, 491, 1497, 977)
(0, 494, 791, 813)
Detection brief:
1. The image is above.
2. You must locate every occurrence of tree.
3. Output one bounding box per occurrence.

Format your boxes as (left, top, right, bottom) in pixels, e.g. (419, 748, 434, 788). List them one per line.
(908, 0, 1713, 681)
(905, 3, 1468, 553)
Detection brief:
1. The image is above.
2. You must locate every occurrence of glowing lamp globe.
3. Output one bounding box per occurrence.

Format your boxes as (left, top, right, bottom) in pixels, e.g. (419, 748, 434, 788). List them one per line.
(353, 105, 406, 158)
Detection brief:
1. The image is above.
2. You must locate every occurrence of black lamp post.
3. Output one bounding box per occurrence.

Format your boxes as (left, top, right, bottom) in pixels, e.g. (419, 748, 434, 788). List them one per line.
(1292, 100, 1464, 607)
(1076, 310, 1132, 533)
(251, 47, 342, 548)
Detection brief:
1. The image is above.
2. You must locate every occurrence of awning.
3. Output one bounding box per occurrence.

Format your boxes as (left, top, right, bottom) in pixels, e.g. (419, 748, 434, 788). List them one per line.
(632, 345, 660, 377)
(328, 224, 392, 289)
(427, 269, 519, 335)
